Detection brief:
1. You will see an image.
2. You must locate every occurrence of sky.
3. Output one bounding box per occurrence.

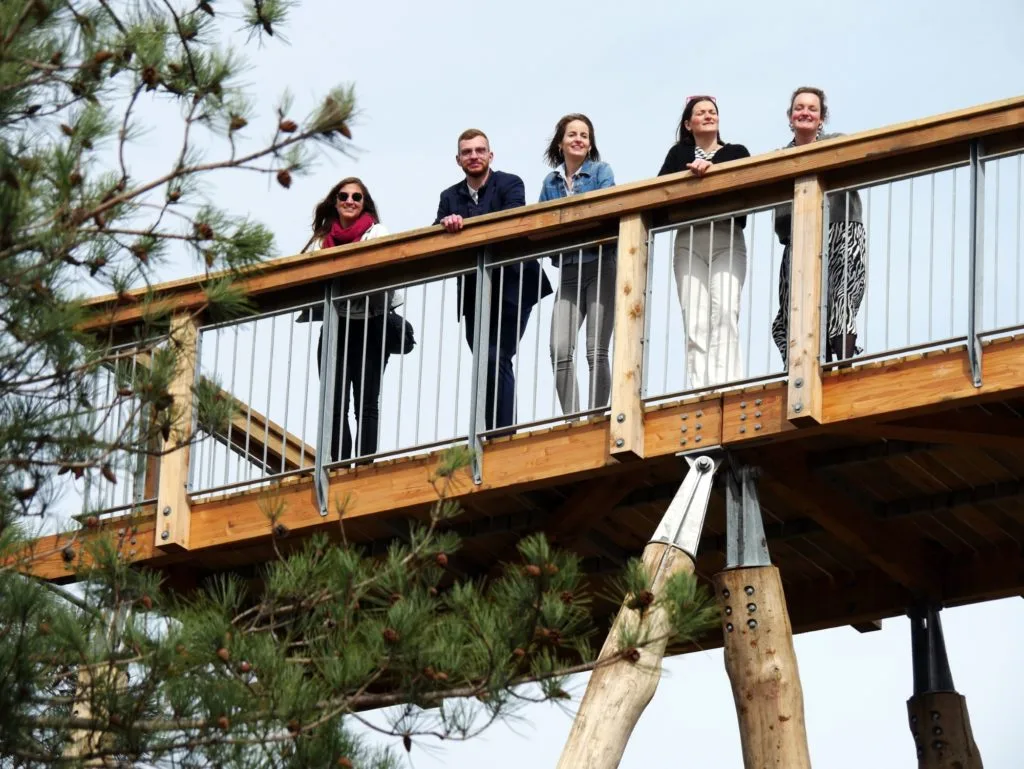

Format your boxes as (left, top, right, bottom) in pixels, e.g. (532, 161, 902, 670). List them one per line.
(64, 0, 1024, 765)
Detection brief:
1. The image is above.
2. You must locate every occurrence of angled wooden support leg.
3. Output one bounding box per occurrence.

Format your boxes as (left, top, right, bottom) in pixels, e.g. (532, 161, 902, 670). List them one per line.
(557, 454, 720, 769)
(907, 606, 984, 769)
(714, 465, 811, 769)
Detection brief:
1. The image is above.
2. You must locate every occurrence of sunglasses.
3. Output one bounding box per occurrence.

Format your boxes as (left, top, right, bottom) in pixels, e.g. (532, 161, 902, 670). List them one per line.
(685, 94, 717, 105)
(336, 191, 364, 203)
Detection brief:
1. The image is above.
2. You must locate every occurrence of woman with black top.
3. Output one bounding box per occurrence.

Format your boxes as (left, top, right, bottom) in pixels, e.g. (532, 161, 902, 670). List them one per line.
(658, 96, 751, 388)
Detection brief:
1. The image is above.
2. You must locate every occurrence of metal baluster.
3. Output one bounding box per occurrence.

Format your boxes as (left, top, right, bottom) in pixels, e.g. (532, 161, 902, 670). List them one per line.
(550, 254, 563, 418)
(280, 313, 295, 474)
(414, 281, 428, 446)
(744, 213, 756, 376)
(242, 324, 257, 484)
(927, 174, 936, 341)
(434, 282, 445, 441)
(863, 187, 873, 354)
(453, 277, 464, 437)
(337, 302, 352, 465)
(660, 231, 672, 395)
(314, 283, 339, 515)
(687, 225, 695, 387)
(706, 221, 715, 387)
(261, 316, 277, 475)
(468, 250, 492, 484)
(884, 183, 893, 352)
(205, 329, 221, 491)
(728, 217, 736, 379)
(187, 333, 203, 492)
(493, 264, 506, 428)
(355, 299, 371, 460)
(530, 259, 543, 421)
(300, 309, 313, 469)
(819, 197, 832, 363)
(226, 325, 240, 485)
(768, 209, 778, 374)
(395, 287, 409, 450)
(377, 290, 390, 453)
(573, 249, 584, 412)
(592, 244, 604, 408)
(993, 160, 1000, 329)
(513, 259, 525, 419)
(1017, 154, 1022, 324)
(950, 169, 957, 337)
(906, 179, 914, 348)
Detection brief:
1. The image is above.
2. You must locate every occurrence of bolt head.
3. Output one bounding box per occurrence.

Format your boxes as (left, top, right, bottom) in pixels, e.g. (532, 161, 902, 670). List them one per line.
(616, 413, 625, 423)
(744, 585, 755, 595)
(754, 424, 762, 431)
(724, 606, 732, 615)
(755, 399, 762, 406)
(740, 401, 747, 408)
(747, 619, 758, 629)
(162, 506, 171, 516)
(694, 436, 702, 442)
(696, 410, 703, 417)
(161, 530, 170, 540)
(739, 427, 746, 434)
(695, 456, 713, 472)
(747, 603, 757, 613)
(793, 403, 803, 413)
(794, 378, 803, 388)
(726, 623, 734, 633)
(615, 438, 624, 447)
(722, 588, 730, 599)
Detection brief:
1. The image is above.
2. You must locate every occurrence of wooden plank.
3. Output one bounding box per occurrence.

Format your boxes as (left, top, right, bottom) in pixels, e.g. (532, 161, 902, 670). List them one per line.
(643, 396, 723, 455)
(822, 337, 1024, 423)
(219, 393, 316, 472)
(787, 176, 824, 426)
(843, 411, 1024, 452)
(609, 213, 649, 461)
(155, 315, 199, 552)
(80, 97, 1024, 330)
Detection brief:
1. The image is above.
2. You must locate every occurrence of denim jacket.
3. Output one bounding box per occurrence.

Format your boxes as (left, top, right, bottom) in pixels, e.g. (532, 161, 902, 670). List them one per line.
(539, 159, 616, 266)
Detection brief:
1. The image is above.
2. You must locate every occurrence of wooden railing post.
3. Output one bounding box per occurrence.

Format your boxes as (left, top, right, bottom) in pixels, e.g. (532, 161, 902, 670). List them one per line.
(609, 213, 650, 461)
(786, 175, 825, 426)
(154, 313, 199, 552)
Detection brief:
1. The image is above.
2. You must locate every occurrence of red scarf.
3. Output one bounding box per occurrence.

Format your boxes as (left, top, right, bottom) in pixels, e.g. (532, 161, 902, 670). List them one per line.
(325, 213, 375, 247)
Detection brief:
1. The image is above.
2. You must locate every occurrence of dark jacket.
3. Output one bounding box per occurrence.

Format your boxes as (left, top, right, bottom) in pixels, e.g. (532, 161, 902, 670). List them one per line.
(658, 142, 752, 228)
(434, 170, 552, 316)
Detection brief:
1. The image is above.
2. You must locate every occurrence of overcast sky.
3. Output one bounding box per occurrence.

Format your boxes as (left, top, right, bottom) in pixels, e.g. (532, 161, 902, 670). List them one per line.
(124, 0, 1024, 764)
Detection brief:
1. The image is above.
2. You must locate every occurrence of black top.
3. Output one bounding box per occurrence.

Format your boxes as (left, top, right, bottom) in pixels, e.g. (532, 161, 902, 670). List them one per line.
(657, 142, 751, 175)
(658, 142, 751, 230)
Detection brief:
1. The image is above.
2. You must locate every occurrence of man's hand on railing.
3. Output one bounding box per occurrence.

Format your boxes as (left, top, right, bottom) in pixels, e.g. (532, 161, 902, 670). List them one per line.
(440, 213, 465, 233)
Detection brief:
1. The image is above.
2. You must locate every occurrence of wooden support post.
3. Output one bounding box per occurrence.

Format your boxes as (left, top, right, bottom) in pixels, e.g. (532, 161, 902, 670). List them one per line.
(556, 542, 693, 769)
(155, 314, 199, 552)
(609, 212, 649, 461)
(907, 692, 984, 768)
(714, 565, 811, 769)
(786, 175, 824, 426)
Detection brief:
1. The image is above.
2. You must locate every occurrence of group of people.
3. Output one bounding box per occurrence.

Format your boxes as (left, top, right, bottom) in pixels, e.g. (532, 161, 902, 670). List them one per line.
(308, 86, 867, 462)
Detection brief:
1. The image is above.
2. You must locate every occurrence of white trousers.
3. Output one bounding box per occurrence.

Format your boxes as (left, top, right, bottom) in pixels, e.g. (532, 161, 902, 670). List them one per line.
(673, 222, 747, 388)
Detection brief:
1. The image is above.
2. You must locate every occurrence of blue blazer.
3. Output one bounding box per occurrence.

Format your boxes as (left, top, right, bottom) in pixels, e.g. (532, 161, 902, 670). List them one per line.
(435, 170, 553, 318)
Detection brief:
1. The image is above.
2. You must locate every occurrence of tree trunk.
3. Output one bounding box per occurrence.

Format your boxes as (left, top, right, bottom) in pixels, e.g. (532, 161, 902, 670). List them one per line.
(714, 565, 811, 769)
(908, 691, 984, 769)
(556, 541, 692, 769)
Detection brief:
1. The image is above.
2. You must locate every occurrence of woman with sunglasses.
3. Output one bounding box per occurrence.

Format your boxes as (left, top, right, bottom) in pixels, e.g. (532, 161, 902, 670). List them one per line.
(658, 95, 751, 388)
(308, 177, 400, 462)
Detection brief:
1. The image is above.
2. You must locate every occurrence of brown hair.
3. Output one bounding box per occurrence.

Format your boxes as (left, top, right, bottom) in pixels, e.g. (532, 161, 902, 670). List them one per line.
(787, 86, 829, 123)
(310, 177, 380, 241)
(676, 96, 723, 146)
(457, 128, 489, 149)
(544, 113, 601, 167)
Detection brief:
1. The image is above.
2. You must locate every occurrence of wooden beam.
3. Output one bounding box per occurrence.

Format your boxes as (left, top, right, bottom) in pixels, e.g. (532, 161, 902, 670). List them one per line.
(80, 97, 1024, 331)
(609, 212, 649, 461)
(218, 392, 316, 473)
(844, 411, 1024, 452)
(756, 452, 935, 594)
(787, 176, 825, 426)
(851, 619, 884, 633)
(155, 315, 199, 552)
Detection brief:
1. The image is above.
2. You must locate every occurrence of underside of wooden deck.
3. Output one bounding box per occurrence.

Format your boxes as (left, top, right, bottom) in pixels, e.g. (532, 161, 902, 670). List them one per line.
(29, 335, 1024, 652)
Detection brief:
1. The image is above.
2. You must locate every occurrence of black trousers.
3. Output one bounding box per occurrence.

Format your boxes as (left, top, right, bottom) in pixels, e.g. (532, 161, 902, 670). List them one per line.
(317, 315, 390, 461)
(463, 299, 533, 431)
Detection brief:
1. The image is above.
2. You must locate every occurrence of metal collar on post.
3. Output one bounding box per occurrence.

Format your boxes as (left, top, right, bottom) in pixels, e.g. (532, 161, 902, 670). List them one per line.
(909, 604, 956, 695)
(648, 452, 722, 560)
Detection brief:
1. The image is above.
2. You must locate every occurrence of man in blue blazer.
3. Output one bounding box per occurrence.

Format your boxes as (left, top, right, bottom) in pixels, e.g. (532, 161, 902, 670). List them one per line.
(434, 129, 552, 431)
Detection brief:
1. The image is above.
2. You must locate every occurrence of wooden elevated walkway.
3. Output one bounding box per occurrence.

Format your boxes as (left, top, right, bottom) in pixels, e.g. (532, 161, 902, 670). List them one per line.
(26, 96, 1024, 650)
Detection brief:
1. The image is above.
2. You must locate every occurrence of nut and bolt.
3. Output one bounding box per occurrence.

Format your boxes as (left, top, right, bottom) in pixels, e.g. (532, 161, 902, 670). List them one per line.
(162, 506, 171, 517)
(161, 530, 170, 541)
(794, 378, 803, 388)
(793, 403, 803, 413)
(615, 438, 624, 447)
(616, 413, 625, 423)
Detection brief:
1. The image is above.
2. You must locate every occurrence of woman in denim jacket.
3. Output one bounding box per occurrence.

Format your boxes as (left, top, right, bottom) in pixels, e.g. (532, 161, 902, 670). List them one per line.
(539, 113, 616, 415)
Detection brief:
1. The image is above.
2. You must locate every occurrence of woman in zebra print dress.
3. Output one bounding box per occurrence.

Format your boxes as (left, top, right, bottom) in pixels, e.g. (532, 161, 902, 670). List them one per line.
(771, 87, 867, 363)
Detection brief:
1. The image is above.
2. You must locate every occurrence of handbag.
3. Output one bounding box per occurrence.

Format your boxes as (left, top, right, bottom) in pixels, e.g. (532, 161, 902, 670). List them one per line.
(384, 310, 416, 355)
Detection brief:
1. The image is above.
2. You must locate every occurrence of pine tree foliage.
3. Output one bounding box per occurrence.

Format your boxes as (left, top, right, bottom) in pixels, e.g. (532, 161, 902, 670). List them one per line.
(0, 2, 720, 765)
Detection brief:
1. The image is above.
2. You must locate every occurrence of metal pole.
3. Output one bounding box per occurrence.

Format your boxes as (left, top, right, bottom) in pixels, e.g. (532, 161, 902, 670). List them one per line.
(967, 140, 985, 387)
(314, 281, 339, 516)
(467, 249, 491, 485)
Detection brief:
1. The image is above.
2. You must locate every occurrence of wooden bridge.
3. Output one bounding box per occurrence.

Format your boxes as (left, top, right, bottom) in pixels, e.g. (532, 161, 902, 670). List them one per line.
(27, 95, 1024, 769)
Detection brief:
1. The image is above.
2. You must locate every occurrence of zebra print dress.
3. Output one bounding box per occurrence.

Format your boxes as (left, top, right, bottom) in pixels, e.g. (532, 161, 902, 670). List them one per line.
(771, 221, 867, 361)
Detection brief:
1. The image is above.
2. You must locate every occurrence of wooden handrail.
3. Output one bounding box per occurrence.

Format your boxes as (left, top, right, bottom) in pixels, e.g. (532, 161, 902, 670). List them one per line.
(79, 95, 1024, 331)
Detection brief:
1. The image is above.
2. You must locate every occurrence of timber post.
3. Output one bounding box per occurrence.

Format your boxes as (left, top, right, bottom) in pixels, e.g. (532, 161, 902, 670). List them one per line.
(786, 175, 825, 426)
(907, 605, 984, 768)
(556, 453, 721, 769)
(154, 313, 199, 552)
(713, 465, 812, 769)
(609, 212, 650, 461)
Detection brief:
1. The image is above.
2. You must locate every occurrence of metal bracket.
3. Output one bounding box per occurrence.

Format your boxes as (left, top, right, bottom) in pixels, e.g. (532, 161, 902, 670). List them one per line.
(909, 604, 956, 695)
(724, 464, 771, 568)
(967, 139, 984, 388)
(649, 452, 722, 560)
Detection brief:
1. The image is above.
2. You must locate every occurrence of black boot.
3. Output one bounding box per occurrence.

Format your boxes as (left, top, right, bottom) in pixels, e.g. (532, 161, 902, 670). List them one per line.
(827, 333, 858, 364)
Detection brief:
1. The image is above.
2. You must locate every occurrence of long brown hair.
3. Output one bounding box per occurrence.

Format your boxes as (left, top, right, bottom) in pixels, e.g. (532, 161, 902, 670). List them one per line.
(676, 96, 724, 146)
(544, 113, 601, 167)
(310, 177, 380, 242)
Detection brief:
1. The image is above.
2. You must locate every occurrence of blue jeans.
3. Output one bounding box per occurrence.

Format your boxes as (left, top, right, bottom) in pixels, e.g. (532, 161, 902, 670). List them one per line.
(464, 299, 533, 431)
